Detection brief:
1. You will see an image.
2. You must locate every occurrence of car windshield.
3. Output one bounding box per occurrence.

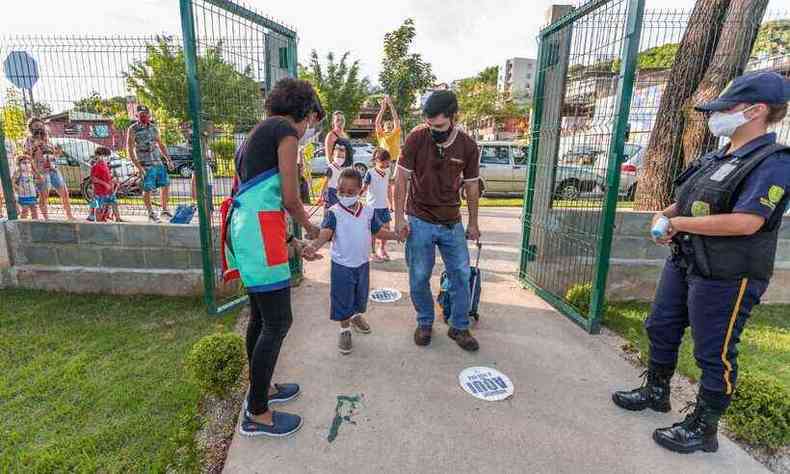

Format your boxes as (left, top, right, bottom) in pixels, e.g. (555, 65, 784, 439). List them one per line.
(54, 139, 99, 163)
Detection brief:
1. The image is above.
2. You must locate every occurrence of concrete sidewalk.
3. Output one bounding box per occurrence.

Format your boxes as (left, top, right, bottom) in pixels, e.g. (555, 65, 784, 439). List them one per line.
(223, 208, 766, 474)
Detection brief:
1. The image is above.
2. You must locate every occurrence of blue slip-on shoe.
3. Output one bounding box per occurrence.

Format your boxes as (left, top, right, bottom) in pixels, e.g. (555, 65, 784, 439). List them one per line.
(268, 383, 300, 405)
(243, 384, 301, 417)
(239, 411, 303, 438)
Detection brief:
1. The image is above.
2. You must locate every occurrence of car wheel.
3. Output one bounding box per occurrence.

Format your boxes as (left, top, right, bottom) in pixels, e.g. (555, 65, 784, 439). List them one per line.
(556, 179, 581, 200)
(353, 163, 368, 175)
(179, 164, 194, 179)
(80, 178, 95, 201)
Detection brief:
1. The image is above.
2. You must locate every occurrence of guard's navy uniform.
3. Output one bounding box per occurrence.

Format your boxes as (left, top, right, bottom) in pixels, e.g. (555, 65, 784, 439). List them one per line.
(613, 71, 790, 454)
(648, 132, 789, 395)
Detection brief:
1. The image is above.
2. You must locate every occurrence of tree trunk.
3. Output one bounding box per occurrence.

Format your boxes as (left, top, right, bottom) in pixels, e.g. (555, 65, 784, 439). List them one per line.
(681, 0, 769, 166)
(634, 0, 731, 211)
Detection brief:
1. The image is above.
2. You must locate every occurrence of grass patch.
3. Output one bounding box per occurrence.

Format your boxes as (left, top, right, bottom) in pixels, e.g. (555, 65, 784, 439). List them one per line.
(604, 302, 790, 390)
(0, 290, 239, 473)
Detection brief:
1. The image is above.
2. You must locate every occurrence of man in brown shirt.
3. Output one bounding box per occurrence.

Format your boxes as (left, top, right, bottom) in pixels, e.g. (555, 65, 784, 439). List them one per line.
(394, 90, 482, 351)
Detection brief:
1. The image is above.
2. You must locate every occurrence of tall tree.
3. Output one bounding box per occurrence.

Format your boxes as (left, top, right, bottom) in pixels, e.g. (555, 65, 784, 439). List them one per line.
(125, 38, 262, 132)
(682, 0, 769, 168)
(379, 19, 436, 130)
(634, 0, 732, 210)
(300, 50, 370, 132)
(476, 66, 500, 86)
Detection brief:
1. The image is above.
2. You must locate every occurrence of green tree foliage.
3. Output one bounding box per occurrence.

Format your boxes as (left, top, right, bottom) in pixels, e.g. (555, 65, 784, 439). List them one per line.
(752, 20, 790, 57)
(1, 89, 28, 143)
(455, 75, 530, 130)
(611, 43, 680, 73)
(299, 50, 370, 132)
(379, 19, 436, 127)
(476, 66, 499, 86)
(74, 92, 133, 131)
(125, 38, 262, 132)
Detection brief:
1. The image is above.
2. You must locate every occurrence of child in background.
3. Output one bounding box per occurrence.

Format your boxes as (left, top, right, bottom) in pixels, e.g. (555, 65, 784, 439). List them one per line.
(90, 147, 122, 222)
(318, 138, 350, 209)
(361, 148, 394, 262)
(12, 155, 39, 220)
(304, 168, 398, 354)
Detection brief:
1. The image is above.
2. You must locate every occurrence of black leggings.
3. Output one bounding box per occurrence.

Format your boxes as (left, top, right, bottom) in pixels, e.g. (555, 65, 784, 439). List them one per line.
(246, 288, 293, 415)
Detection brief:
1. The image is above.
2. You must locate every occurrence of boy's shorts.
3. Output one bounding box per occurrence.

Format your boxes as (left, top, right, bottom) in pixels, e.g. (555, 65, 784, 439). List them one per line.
(143, 164, 170, 192)
(36, 169, 65, 193)
(95, 194, 118, 206)
(373, 208, 392, 224)
(330, 261, 370, 321)
(18, 196, 37, 207)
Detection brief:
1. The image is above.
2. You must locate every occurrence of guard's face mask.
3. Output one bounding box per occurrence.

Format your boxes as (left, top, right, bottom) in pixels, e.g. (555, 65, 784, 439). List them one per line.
(707, 105, 756, 137)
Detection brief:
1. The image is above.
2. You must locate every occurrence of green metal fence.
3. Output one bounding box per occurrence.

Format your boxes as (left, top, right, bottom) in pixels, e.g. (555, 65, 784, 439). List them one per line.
(179, 0, 299, 314)
(520, 0, 645, 333)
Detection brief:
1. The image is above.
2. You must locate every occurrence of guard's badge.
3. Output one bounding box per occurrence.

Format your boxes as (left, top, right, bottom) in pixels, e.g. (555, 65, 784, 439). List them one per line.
(691, 200, 710, 217)
(768, 185, 785, 205)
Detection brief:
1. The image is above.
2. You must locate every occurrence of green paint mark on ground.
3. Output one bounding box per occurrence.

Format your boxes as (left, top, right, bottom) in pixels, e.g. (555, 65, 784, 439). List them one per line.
(327, 394, 363, 443)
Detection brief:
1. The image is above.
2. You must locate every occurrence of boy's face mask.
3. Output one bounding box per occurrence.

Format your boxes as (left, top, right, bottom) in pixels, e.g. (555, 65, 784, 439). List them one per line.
(338, 194, 359, 208)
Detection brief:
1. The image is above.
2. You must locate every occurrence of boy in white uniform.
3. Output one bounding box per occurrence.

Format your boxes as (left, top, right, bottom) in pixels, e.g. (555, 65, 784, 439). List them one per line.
(304, 168, 398, 354)
(361, 148, 394, 261)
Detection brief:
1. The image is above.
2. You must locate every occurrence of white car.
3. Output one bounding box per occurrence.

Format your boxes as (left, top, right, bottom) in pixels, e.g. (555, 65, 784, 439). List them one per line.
(49, 137, 135, 197)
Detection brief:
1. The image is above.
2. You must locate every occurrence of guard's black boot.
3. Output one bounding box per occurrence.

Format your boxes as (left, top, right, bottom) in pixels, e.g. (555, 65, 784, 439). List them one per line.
(612, 365, 673, 412)
(653, 396, 722, 454)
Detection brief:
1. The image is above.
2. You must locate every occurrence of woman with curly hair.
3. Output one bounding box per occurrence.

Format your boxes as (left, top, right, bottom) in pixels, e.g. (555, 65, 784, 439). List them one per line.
(226, 77, 323, 438)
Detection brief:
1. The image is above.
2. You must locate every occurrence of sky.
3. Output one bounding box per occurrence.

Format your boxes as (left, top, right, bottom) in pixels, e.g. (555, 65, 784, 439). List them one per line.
(1, 0, 787, 87)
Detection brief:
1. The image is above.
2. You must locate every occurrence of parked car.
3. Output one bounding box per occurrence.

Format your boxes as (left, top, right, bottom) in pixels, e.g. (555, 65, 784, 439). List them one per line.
(166, 144, 216, 178)
(477, 141, 530, 195)
(50, 137, 136, 198)
(310, 142, 376, 176)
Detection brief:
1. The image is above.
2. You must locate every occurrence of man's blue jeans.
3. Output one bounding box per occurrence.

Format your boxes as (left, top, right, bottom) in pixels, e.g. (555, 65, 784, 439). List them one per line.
(405, 215, 471, 330)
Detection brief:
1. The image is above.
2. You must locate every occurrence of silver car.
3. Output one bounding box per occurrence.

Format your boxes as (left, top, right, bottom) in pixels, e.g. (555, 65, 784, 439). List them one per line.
(310, 142, 376, 177)
(477, 141, 530, 195)
(50, 137, 135, 197)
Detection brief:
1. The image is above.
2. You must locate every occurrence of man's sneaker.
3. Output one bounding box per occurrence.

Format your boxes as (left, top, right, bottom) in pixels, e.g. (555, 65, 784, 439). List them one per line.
(160, 210, 173, 219)
(448, 327, 480, 352)
(338, 329, 352, 354)
(239, 411, 303, 438)
(350, 314, 371, 334)
(414, 326, 432, 346)
(148, 212, 160, 223)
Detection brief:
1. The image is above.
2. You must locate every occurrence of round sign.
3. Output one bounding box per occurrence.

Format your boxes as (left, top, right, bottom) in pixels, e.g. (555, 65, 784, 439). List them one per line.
(3, 51, 39, 90)
(369, 288, 402, 303)
(459, 367, 514, 401)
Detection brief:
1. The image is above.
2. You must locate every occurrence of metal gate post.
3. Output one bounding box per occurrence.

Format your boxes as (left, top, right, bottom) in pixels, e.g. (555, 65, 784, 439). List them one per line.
(179, 0, 216, 313)
(588, 0, 645, 333)
(518, 35, 547, 279)
(0, 124, 18, 220)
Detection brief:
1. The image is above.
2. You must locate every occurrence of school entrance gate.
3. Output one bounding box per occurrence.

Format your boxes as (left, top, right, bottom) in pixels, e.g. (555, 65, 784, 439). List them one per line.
(519, 0, 645, 333)
(179, 0, 299, 314)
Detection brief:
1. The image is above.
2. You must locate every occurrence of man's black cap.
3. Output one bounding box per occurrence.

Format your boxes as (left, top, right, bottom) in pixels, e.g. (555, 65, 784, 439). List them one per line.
(695, 72, 790, 112)
(422, 90, 458, 118)
(136, 104, 150, 114)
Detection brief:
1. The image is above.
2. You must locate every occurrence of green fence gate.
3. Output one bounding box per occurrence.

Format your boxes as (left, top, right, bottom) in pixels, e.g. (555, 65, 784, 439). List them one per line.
(179, 0, 299, 314)
(519, 0, 645, 333)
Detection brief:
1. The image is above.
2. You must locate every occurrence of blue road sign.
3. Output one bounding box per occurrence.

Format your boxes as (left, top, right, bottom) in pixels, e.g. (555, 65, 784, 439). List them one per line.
(3, 51, 39, 90)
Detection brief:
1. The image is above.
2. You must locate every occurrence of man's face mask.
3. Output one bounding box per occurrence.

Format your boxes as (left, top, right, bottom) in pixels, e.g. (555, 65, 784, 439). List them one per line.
(707, 105, 756, 138)
(426, 119, 453, 144)
(139, 113, 151, 125)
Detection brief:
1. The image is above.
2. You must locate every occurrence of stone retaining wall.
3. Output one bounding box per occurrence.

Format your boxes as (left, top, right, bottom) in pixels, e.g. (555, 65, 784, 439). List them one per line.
(607, 211, 790, 303)
(0, 220, 213, 296)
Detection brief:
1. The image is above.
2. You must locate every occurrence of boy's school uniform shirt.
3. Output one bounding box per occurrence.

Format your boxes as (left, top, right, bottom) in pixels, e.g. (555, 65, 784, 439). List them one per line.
(321, 203, 385, 268)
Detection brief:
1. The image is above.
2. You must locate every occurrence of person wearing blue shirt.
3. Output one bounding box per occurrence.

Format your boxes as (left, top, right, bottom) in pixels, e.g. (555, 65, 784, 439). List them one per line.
(612, 72, 790, 454)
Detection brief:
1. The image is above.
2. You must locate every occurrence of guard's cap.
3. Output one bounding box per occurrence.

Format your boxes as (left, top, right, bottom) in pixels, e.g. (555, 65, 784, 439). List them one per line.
(695, 72, 790, 112)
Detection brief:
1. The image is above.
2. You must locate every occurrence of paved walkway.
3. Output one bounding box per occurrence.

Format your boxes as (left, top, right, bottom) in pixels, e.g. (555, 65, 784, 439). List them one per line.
(223, 208, 766, 474)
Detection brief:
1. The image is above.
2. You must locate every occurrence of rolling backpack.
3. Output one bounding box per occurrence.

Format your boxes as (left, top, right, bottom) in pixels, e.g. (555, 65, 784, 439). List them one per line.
(170, 204, 197, 224)
(438, 241, 482, 324)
